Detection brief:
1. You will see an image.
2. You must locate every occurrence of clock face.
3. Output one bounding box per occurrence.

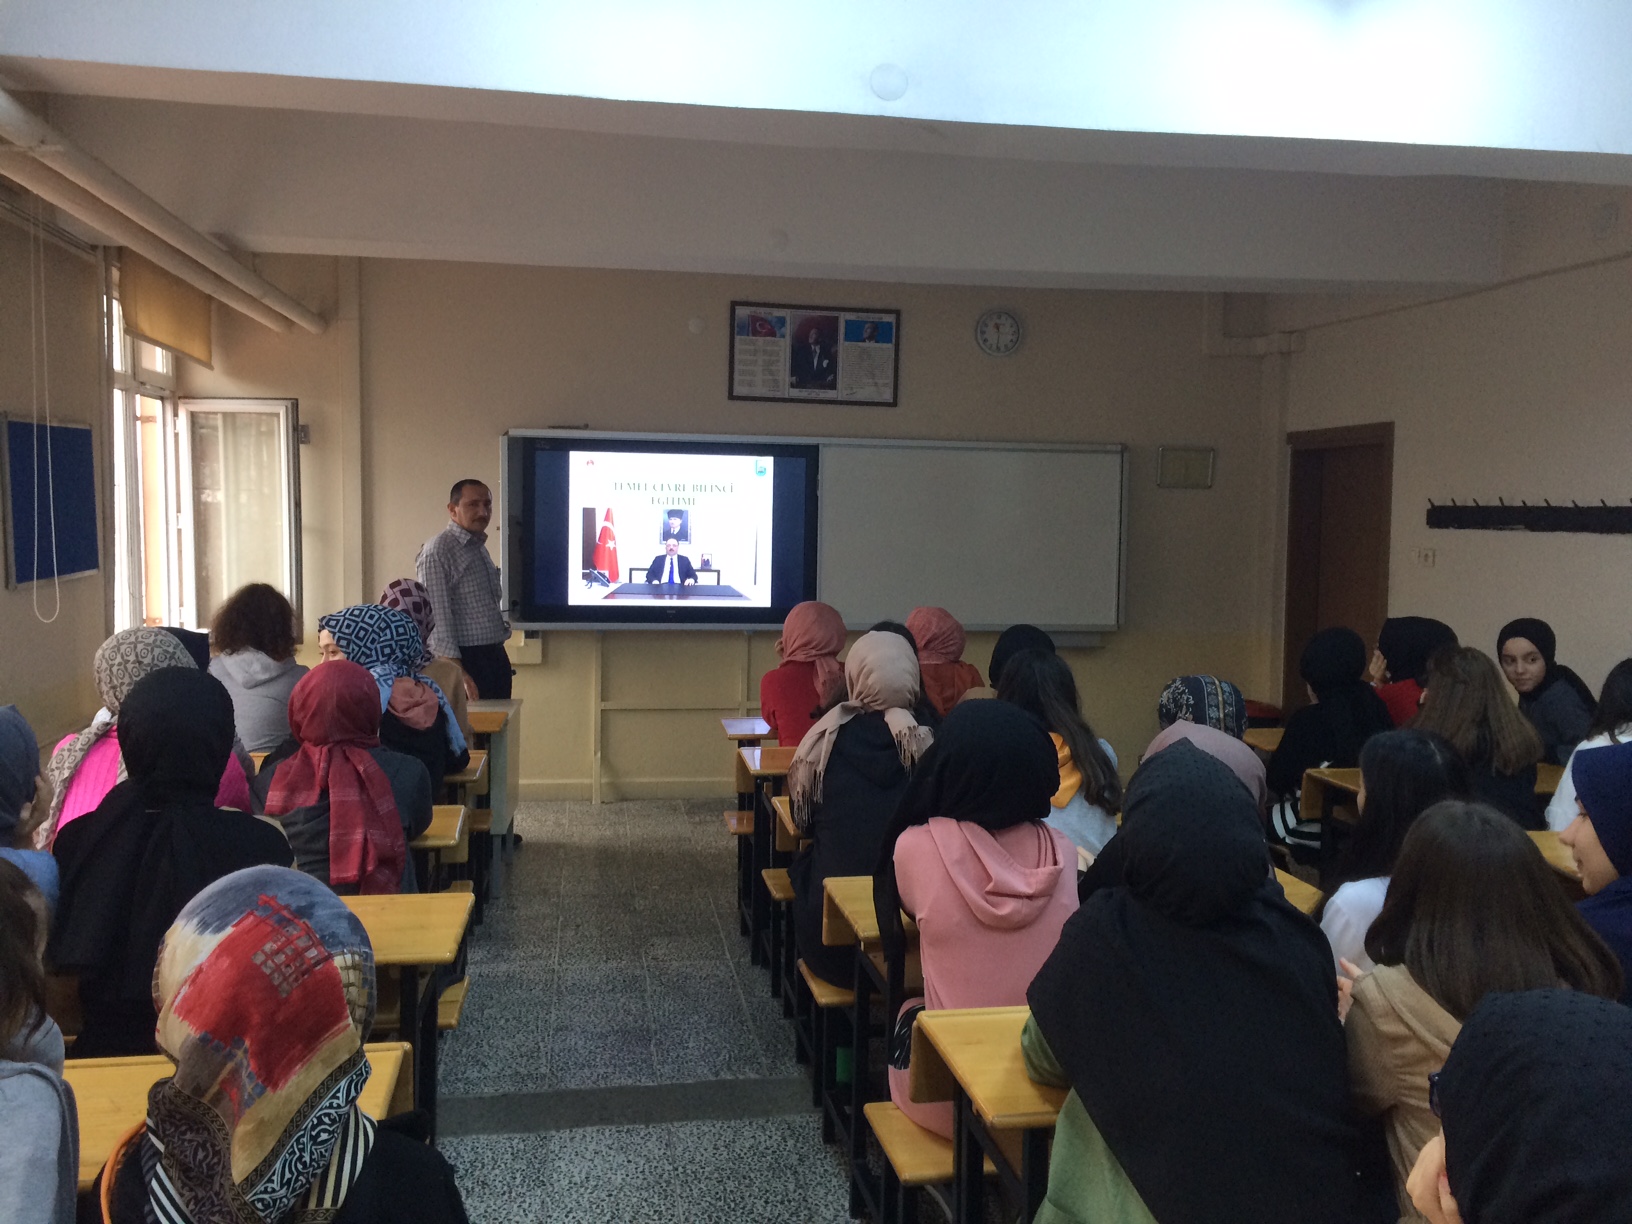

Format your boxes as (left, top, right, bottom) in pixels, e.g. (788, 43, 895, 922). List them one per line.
(976, 310, 1022, 356)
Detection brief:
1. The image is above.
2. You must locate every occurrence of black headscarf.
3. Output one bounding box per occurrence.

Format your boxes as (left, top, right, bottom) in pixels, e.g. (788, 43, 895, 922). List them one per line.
(1299, 627, 1394, 759)
(160, 626, 213, 671)
(1497, 617, 1598, 713)
(1377, 616, 1458, 686)
(1029, 740, 1361, 1224)
(1439, 989, 1632, 1223)
(988, 624, 1054, 688)
(49, 669, 292, 1055)
(873, 700, 1059, 1001)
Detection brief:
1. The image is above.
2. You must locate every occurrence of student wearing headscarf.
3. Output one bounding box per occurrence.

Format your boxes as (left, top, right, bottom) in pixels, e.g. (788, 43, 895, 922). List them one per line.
(42, 627, 252, 846)
(92, 866, 470, 1224)
(208, 582, 309, 754)
(997, 648, 1122, 856)
(1156, 673, 1248, 739)
(0, 705, 58, 914)
(788, 631, 932, 985)
(1498, 617, 1596, 765)
(1348, 800, 1620, 1219)
(48, 669, 293, 1058)
(874, 700, 1076, 1137)
(987, 623, 1055, 690)
(759, 600, 847, 747)
(1560, 739, 1632, 1002)
(260, 661, 431, 894)
(1371, 617, 1458, 727)
(1026, 741, 1363, 1224)
(381, 578, 471, 741)
(1408, 990, 1632, 1224)
(1267, 627, 1394, 802)
(318, 604, 469, 792)
(0, 859, 77, 1224)
(904, 607, 985, 717)
(1545, 658, 1632, 831)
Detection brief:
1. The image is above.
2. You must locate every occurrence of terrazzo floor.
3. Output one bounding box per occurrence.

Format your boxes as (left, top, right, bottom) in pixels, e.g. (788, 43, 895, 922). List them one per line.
(433, 798, 855, 1222)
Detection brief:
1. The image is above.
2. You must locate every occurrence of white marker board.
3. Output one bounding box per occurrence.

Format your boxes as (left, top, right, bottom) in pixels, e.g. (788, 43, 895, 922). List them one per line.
(817, 441, 1126, 631)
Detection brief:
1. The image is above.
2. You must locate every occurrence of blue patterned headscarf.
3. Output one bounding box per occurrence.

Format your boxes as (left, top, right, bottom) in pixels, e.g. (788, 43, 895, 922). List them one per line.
(1157, 675, 1248, 740)
(317, 605, 466, 754)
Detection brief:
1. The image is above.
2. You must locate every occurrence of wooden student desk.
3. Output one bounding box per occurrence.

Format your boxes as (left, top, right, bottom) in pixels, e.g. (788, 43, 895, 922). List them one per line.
(409, 804, 469, 891)
(910, 1006, 1064, 1223)
(1275, 868, 1322, 916)
(66, 1042, 413, 1191)
(442, 749, 489, 806)
(770, 795, 805, 854)
(1302, 763, 1565, 825)
(1243, 727, 1284, 753)
(342, 891, 473, 1135)
(739, 746, 799, 968)
(821, 875, 923, 1221)
(722, 716, 773, 746)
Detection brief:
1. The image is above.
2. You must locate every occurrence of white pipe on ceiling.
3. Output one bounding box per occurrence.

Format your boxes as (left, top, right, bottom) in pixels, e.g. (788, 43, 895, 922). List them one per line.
(0, 150, 296, 334)
(0, 86, 325, 334)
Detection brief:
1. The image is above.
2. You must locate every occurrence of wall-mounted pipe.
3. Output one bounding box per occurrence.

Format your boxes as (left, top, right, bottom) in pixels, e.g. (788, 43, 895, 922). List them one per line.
(0, 87, 324, 334)
(0, 150, 295, 333)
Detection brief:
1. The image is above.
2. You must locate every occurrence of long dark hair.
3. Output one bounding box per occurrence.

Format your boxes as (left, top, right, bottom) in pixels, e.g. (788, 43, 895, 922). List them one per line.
(1412, 647, 1544, 775)
(0, 859, 47, 1046)
(997, 649, 1121, 812)
(1318, 729, 1466, 907)
(1366, 800, 1623, 1019)
(1588, 658, 1632, 741)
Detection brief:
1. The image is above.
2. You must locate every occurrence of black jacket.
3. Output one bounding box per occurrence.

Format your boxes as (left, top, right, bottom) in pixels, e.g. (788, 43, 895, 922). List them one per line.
(256, 745, 434, 892)
(788, 712, 912, 985)
(644, 554, 698, 584)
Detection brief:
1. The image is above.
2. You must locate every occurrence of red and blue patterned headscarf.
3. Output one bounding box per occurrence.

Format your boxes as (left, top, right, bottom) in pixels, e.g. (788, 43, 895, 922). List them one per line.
(143, 866, 376, 1223)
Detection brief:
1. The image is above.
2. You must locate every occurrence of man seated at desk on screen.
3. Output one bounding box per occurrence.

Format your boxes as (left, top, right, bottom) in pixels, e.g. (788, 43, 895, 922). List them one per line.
(645, 538, 697, 586)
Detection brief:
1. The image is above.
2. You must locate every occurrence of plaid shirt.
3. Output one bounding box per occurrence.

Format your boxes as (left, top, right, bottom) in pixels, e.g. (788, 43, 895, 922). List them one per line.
(415, 521, 507, 658)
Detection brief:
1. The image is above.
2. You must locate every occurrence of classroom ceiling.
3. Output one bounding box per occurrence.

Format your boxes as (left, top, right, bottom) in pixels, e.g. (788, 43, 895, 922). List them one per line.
(3, 1, 1632, 294)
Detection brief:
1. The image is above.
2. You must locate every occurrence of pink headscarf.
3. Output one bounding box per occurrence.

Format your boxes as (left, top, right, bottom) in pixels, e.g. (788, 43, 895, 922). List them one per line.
(776, 601, 847, 708)
(905, 607, 966, 665)
(1142, 721, 1268, 815)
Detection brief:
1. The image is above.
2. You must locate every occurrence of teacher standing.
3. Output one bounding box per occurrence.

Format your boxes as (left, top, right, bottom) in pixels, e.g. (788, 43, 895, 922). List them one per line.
(416, 478, 512, 698)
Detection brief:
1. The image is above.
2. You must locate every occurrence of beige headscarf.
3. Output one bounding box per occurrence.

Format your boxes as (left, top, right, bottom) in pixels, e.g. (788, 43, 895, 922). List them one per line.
(789, 631, 932, 829)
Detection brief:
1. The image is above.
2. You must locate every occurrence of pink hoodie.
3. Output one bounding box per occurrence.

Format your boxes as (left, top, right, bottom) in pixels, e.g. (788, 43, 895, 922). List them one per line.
(888, 817, 1078, 1137)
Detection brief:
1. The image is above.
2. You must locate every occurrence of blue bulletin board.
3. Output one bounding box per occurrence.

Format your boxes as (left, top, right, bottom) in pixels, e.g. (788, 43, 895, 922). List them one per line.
(3, 416, 99, 586)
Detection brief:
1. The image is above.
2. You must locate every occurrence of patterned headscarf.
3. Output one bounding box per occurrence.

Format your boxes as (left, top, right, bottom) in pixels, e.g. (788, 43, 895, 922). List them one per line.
(143, 866, 377, 1224)
(43, 628, 198, 839)
(1157, 675, 1248, 740)
(264, 662, 405, 894)
(378, 579, 436, 667)
(317, 605, 466, 754)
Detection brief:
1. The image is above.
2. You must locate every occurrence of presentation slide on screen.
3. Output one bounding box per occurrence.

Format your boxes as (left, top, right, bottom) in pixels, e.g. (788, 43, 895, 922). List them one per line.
(566, 450, 776, 607)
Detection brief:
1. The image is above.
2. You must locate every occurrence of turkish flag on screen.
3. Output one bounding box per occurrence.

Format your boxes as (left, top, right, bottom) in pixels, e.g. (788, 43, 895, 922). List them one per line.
(592, 509, 619, 582)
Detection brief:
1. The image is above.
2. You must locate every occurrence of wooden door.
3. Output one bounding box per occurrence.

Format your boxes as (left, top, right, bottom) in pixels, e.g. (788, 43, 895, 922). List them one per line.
(1282, 424, 1394, 713)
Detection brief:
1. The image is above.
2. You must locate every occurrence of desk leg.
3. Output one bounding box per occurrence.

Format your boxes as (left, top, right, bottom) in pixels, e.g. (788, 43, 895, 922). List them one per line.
(750, 781, 772, 966)
(954, 1088, 985, 1224)
(400, 964, 438, 1137)
(1020, 1127, 1050, 1222)
(848, 947, 876, 1220)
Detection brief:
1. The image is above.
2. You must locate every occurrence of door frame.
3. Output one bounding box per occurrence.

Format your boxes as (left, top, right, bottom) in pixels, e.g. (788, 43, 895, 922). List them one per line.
(1282, 421, 1394, 712)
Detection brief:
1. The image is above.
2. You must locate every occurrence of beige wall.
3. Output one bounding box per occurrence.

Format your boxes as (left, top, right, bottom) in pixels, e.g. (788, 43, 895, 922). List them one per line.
(1285, 256, 1632, 693)
(181, 257, 1282, 796)
(0, 221, 108, 745)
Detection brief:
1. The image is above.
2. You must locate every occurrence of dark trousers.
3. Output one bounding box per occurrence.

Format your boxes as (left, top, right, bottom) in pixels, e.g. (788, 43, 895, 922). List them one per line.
(461, 641, 513, 699)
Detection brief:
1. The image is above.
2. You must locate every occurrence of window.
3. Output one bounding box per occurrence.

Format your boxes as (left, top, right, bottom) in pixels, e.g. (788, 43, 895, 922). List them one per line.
(178, 398, 302, 628)
(107, 295, 302, 631)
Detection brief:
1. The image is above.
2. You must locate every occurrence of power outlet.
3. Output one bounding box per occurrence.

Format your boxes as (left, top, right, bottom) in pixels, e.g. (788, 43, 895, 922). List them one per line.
(1415, 548, 1436, 568)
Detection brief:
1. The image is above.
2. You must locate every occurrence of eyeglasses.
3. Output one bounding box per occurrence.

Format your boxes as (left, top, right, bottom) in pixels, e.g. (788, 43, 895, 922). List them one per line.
(1428, 1070, 1443, 1119)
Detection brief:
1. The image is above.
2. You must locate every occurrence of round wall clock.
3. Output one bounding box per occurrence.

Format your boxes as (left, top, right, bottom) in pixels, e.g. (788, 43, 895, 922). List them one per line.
(976, 309, 1022, 356)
